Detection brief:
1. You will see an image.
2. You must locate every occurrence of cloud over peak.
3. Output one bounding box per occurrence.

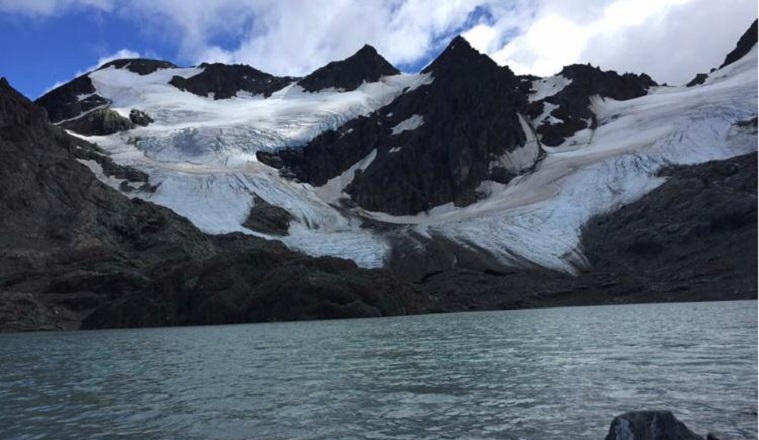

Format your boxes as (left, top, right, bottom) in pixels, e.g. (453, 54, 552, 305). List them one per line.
(3, 0, 757, 86)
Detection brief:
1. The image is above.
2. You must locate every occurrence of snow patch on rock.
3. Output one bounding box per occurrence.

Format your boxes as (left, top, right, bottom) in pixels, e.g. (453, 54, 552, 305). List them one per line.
(391, 114, 424, 135)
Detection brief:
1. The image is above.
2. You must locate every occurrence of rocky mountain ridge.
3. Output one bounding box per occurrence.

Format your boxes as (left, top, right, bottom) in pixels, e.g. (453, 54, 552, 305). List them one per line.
(1, 20, 756, 331)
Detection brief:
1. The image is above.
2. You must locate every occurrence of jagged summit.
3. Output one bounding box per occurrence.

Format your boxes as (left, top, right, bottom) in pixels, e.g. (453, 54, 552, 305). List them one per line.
(168, 62, 296, 99)
(265, 34, 530, 215)
(98, 58, 178, 76)
(422, 35, 495, 76)
(297, 44, 400, 92)
(525, 63, 657, 146)
(720, 19, 758, 68)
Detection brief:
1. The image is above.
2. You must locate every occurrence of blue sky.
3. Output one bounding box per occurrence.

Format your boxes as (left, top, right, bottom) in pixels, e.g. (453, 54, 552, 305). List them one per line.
(0, 0, 756, 100)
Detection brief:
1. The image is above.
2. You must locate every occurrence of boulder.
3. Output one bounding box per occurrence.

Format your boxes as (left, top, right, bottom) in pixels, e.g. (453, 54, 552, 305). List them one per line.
(605, 411, 717, 440)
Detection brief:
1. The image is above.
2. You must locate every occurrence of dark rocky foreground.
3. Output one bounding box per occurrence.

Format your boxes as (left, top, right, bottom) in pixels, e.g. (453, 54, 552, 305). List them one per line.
(0, 78, 420, 332)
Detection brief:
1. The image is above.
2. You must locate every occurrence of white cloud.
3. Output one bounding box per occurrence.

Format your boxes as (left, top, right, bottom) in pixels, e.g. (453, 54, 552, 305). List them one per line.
(10, 0, 758, 89)
(0, 0, 113, 16)
(479, 0, 757, 84)
(120, 0, 484, 76)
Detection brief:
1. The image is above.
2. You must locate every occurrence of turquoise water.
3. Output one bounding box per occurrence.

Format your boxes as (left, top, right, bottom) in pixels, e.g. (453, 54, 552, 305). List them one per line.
(0, 301, 756, 439)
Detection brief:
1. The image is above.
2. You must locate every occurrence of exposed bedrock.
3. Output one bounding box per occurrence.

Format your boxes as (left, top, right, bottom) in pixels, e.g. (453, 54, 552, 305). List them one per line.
(59, 108, 135, 136)
(720, 19, 757, 69)
(263, 36, 532, 215)
(0, 77, 422, 332)
(34, 75, 109, 124)
(242, 195, 293, 236)
(98, 58, 178, 75)
(297, 44, 400, 92)
(169, 63, 295, 99)
(401, 152, 757, 313)
(526, 64, 657, 146)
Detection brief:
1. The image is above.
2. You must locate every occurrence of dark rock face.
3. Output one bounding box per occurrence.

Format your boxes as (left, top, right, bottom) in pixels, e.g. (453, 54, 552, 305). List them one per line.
(719, 19, 757, 69)
(261, 36, 531, 215)
(98, 58, 178, 76)
(686, 73, 709, 87)
(404, 152, 757, 313)
(0, 77, 421, 332)
(73, 142, 156, 193)
(59, 108, 135, 136)
(581, 151, 757, 301)
(605, 411, 708, 440)
(34, 75, 109, 123)
(169, 63, 295, 99)
(527, 64, 657, 146)
(129, 109, 154, 126)
(242, 195, 293, 236)
(82, 244, 419, 328)
(297, 44, 400, 92)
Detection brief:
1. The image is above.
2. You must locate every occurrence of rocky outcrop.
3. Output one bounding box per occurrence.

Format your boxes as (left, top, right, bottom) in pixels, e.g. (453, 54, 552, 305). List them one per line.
(527, 65, 657, 146)
(580, 150, 757, 302)
(719, 19, 757, 69)
(297, 44, 400, 92)
(685, 20, 756, 88)
(82, 240, 419, 328)
(59, 108, 135, 136)
(169, 63, 295, 99)
(242, 195, 293, 236)
(34, 75, 109, 123)
(0, 77, 422, 332)
(98, 58, 178, 75)
(261, 36, 532, 215)
(686, 73, 709, 87)
(605, 411, 717, 440)
(129, 109, 154, 126)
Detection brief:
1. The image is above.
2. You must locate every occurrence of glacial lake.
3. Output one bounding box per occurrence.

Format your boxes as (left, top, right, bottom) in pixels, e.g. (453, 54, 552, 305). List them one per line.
(0, 301, 756, 440)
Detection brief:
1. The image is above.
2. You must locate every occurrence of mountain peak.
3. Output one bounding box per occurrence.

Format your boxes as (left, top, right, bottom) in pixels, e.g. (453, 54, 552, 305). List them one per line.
(357, 44, 379, 54)
(297, 44, 399, 92)
(98, 58, 178, 76)
(422, 35, 489, 75)
(169, 63, 293, 99)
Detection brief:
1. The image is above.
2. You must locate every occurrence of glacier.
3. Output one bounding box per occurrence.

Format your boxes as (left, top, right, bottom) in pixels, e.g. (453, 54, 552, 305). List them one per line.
(70, 47, 757, 273)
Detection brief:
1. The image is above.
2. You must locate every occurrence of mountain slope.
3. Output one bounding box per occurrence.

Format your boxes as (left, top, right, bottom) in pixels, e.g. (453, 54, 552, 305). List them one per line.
(26, 21, 759, 303)
(720, 19, 758, 68)
(0, 78, 421, 331)
(297, 44, 400, 92)
(263, 36, 533, 215)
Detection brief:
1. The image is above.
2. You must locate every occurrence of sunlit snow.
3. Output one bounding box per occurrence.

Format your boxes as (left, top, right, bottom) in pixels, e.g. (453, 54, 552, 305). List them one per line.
(74, 48, 757, 272)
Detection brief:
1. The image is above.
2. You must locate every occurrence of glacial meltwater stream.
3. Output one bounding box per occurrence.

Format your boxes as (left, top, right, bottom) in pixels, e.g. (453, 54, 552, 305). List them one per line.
(0, 301, 756, 439)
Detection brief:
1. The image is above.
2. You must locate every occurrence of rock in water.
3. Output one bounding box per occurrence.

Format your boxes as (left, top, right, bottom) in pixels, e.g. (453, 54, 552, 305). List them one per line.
(605, 411, 715, 440)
